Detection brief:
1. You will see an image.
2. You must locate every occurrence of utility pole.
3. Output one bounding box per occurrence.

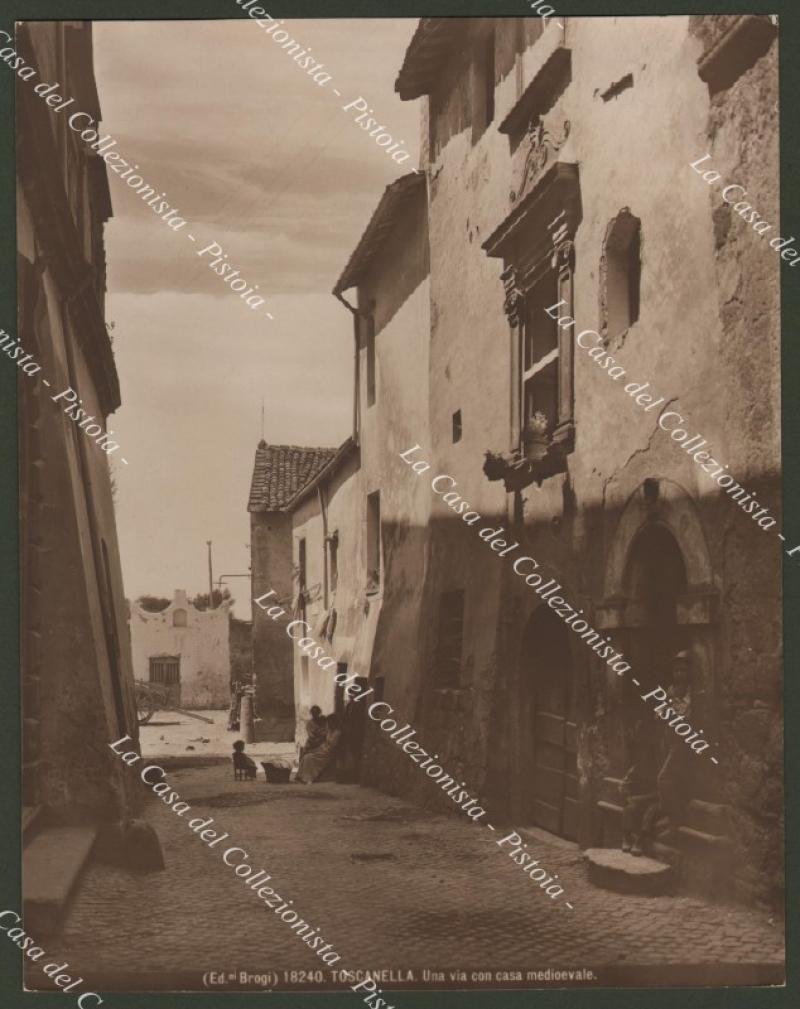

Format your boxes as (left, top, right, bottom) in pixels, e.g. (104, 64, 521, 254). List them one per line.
(206, 540, 214, 608)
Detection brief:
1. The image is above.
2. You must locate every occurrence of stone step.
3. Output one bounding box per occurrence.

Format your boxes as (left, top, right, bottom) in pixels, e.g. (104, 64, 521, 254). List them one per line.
(23, 826, 97, 936)
(596, 799, 624, 847)
(584, 847, 673, 896)
(651, 839, 683, 868)
(596, 797, 731, 844)
(685, 798, 731, 835)
(598, 776, 625, 805)
(676, 823, 734, 852)
(596, 799, 623, 815)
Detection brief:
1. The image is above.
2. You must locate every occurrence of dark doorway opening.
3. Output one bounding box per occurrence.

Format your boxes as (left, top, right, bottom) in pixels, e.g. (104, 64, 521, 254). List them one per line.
(521, 606, 578, 840)
(149, 655, 181, 707)
(623, 523, 688, 720)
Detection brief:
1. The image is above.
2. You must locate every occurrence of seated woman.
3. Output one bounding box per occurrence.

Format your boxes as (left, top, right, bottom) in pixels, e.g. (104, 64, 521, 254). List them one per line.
(300, 705, 327, 760)
(296, 715, 341, 783)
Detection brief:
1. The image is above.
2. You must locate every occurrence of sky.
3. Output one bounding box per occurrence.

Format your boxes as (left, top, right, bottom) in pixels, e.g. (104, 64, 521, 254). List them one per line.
(94, 18, 420, 618)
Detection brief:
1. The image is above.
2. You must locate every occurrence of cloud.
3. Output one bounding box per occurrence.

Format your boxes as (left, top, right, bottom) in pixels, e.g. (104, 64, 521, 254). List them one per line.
(95, 17, 420, 299)
(92, 17, 419, 616)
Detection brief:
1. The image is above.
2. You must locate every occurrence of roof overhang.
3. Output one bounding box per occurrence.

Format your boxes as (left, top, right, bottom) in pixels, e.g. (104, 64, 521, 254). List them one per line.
(289, 437, 360, 510)
(394, 18, 471, 100)
(333, 173, 426, 296)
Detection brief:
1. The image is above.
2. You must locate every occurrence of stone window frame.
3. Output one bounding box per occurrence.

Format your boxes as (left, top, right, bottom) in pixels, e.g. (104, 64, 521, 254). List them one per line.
(505, 215, 577, 472)
(483, 164, 581, 489)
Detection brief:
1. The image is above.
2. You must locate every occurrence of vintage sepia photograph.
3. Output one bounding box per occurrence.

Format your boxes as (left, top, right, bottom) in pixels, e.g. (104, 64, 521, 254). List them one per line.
(10, 7, 786, 999)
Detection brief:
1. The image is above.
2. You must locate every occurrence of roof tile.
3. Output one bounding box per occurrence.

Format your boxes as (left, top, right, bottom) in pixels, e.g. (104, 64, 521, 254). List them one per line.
(247, 441, 338, 512)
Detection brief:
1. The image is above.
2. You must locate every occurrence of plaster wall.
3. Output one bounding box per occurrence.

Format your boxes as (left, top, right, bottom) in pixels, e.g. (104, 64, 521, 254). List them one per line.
(18, 76, 139, 823)
(250, 510, 294, 739)
(290, 451, 362, 741)
(129, 590, 231, 709)
(375, 16, 781, 903)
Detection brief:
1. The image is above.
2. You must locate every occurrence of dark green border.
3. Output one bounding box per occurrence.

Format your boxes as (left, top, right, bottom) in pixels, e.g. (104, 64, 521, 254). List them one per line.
(1, 2, 797, 1007)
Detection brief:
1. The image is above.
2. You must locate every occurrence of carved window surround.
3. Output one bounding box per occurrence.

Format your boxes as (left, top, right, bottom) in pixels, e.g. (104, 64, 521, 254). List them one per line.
(482, 162, 582, 491)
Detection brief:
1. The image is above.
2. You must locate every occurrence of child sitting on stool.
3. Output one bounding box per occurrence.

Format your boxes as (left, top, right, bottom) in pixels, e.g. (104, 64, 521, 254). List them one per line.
(232, 739, 257, 780)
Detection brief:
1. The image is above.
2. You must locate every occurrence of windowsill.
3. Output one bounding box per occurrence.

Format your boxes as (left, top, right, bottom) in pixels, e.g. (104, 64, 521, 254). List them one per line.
(484, 420, 574, 492)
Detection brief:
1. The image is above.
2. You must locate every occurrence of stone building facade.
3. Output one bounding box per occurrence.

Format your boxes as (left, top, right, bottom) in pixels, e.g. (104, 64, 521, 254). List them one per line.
(129, 590, 232, 709)
(17, 20, 142, 930)
(248, 15, 782, 908)
(362, 14, 781, 907)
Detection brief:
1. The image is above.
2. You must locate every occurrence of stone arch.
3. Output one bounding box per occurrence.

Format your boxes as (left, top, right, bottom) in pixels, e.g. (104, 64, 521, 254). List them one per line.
(603, 477, 714, 606)
(598, 477, 719, 796)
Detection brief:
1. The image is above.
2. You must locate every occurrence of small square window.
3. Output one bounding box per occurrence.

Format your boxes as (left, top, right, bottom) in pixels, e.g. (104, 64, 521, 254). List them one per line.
(452, 410, 462, 443)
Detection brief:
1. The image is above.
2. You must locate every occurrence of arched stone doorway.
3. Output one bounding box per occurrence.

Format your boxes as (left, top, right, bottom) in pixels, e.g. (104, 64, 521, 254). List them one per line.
(518, 605, 579, 840)
(623, 523, 689, 724)
(597, 478, 718, 799)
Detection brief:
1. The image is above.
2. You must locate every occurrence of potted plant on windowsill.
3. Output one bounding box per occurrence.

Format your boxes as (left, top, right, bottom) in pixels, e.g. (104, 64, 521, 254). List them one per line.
(522, 411, 550, 462)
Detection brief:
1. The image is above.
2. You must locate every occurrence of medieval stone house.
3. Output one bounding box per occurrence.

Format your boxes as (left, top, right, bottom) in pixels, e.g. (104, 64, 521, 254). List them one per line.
(248, 15, 781, 907)
(373, 14, 780, 906)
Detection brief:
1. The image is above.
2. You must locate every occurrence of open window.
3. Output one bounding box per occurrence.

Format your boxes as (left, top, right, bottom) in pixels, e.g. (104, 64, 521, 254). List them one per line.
(522, 277, 560, 438)
(328, 530, 339, 593)
(482, 164, 582, 489)
(298, 537, 307, 596)
(602, 209, 641, 340)
(366, 491, 381, 593)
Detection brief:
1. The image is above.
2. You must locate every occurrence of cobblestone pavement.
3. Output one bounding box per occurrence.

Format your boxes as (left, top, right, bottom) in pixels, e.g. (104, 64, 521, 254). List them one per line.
(41, 763, 784, 992)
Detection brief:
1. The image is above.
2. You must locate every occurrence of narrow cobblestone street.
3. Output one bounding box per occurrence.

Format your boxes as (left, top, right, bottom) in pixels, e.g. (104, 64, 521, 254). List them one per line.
(36, 760, 783, 993)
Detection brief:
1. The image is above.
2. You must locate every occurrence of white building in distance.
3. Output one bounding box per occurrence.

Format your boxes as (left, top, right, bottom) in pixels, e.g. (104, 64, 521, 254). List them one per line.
(129, 589, 231, 709)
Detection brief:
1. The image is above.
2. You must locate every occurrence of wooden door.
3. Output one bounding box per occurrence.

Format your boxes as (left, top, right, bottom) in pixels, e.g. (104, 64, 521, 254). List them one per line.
(526, 610, 579, 840)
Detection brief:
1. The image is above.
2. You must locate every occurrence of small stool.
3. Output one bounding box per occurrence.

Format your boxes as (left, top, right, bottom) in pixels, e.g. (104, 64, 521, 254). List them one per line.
(233, 754, 256, 780)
